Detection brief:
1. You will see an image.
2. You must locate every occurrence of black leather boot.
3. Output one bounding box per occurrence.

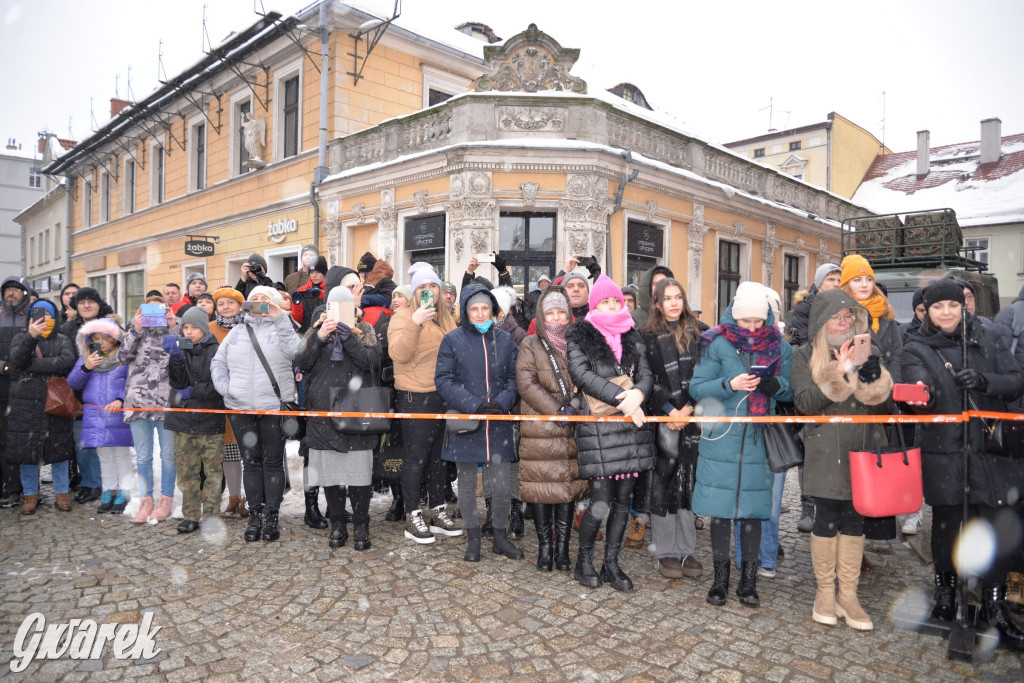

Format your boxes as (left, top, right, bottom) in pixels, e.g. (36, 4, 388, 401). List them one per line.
(329, 509, 348, 548)
(350, 486, 371, 550)
(262, 509, 281, 541)
(553, 503, 573, 571)
(481, 497, 494, 538)
(385, 482, 404, 521)
(736, 561, 760, 606)
(304, 487, 328, 529)
(244, 505, 263, 542)
(930, 572, 957, 622)
(492, 527, 525, 560)
(600, 503, 633, 591)
(574, 508, 602, 588)
(509, 499, 525, 540)
(983, 582, 1024, 651)
(706, 560, 730, 606)
(533, 504, 554, 572)
(464, 526, 482, 562)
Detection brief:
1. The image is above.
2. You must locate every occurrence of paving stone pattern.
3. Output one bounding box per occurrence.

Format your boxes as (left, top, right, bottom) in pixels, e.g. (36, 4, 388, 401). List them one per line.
(2, 473, 1022, 680)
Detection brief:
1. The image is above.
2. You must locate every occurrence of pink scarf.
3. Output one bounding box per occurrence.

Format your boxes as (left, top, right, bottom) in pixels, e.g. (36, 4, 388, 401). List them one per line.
(585, 307, 634, 363)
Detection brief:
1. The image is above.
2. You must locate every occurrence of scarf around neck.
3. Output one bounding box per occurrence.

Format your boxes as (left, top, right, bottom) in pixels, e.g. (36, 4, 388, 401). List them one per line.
(544, 320, 570, 357)
(701, 323, 782, 416)
(584, 307, 634, 363)
(216, 311, 246, 330)
(860, 294, 888, 333)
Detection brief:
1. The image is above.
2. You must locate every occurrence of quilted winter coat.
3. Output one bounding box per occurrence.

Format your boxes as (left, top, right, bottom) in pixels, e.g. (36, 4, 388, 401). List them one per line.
(689, 306, 793, 521)
(211, 313, 298, 410)
(516, 288, 587, 504)
(434, 284, 519, 464)
(2, 331, 76, 465)
(66, 319, 132, 449)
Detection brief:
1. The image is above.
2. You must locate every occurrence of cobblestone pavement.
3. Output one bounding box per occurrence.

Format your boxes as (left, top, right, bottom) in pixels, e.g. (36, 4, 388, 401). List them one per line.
(2, 462, 1022, 681)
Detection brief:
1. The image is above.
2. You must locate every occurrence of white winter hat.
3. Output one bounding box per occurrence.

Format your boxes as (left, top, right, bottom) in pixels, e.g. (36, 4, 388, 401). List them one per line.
(247, 286, 282, 306)
(492, 287, 515, 316)
(732, 281, 770, 321)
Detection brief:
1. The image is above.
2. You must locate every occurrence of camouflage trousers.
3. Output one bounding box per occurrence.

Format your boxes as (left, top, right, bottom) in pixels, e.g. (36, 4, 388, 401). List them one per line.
(174, 433, 224, 523)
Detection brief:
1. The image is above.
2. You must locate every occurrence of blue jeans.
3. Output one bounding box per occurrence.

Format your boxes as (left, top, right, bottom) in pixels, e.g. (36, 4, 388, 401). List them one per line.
(73, 421, 102, 489)
(130, 419, 176, 498)
(736, 470, 786, 569)
(21, 462, 70, 495)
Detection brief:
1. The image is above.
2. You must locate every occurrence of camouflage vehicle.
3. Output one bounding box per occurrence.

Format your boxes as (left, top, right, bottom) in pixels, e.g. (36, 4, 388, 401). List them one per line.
(842, 208, 1000, 322)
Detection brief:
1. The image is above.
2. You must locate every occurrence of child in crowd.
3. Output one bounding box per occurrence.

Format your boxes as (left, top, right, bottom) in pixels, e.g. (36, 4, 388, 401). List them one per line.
(165, 307, 226, 533)
(67, 318, 133, 514)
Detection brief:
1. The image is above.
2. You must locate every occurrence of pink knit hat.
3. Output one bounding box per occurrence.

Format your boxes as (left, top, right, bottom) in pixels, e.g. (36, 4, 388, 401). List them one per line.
(588, 274, 623, 310)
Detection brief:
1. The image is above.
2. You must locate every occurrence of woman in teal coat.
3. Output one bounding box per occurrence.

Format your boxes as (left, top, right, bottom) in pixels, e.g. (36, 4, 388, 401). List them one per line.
(690, 283, 793, 608)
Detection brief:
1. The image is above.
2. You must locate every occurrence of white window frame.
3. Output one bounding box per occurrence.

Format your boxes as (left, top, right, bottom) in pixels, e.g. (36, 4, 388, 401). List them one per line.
(123, 157, 136, 214)
(965, 236, 990, 265)
(99, 170, 111, 224)
(42, 229, 49, 264)
(82, 266, 146, 319)
(29, 168, 42, 189)
(188, 114, 207, 192)
(29, 235, 35, 267)
(621, 209, 670, 289)
(150, 140, 165, 206)
(181, 259, 207, 291)
(224, 252, 251, 290)
(54, 222, 62, 261)
(421, 64, 471, 108)
(273, 59, 303, 161)
(82, 173, 93, 229)
(230, 90, 254, 178)
(264, 244, 303, 284)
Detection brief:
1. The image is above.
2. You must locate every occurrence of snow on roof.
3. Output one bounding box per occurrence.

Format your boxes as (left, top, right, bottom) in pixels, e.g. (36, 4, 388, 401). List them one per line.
(339, 0, 487, 60)
(852, 133, 1024, 227)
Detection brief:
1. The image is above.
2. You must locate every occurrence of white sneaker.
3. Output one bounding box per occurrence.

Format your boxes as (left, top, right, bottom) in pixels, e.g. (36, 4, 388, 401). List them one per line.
(901, 511, 923, 535)
(757, 566, 777, 578)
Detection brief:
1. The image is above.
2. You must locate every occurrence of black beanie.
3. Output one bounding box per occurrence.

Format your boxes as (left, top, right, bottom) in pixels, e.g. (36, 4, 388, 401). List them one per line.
(922, 279, 965, 310)
(74, 287, 103, 306)
(911, 287, 925, 310)
(310, 256, 328, 274)
(357, 252, 377, 274)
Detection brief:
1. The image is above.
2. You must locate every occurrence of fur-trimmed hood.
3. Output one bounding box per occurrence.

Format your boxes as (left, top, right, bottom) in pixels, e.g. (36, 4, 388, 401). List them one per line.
(565, 318, 643, 373)
(807, 288, 869, 341)
(75, 318, 123, 355)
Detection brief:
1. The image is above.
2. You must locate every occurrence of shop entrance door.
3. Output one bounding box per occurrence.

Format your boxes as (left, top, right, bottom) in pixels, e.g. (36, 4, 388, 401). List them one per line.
(498, 211, 556, 300)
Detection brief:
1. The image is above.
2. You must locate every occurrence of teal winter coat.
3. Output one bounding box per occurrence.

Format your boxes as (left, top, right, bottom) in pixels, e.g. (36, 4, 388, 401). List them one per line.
(690, 307, 793, 520)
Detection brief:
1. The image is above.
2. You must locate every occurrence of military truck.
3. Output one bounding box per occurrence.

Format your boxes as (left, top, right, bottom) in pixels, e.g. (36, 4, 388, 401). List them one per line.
(841, 208, 1001, 322)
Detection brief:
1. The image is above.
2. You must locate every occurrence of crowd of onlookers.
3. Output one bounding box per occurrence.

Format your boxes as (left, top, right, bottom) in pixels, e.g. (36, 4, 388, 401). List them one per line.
(1, 245, 1023, 649)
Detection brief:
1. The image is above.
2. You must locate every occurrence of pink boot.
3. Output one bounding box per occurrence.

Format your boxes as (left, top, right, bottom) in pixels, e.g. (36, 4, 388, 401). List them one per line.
(133, 496, 154, 524)
(150, 496, 173, 522)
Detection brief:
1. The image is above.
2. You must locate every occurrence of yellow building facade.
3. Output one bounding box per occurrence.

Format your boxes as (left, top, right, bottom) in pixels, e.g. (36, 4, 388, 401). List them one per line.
(724, 112, 890, 199)
(48, 4, 865, 323)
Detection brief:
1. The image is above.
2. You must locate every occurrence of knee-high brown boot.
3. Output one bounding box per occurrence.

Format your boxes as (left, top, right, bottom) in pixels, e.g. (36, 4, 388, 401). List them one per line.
(810, 534, 838, 626)
(835, 534, 873, 630)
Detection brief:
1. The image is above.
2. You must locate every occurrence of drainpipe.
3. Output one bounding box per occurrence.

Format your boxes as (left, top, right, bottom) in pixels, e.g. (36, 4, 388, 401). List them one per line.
(607, 150, 638, 280)
(311, 0, 330, 251)
(64, 174, 73, 288)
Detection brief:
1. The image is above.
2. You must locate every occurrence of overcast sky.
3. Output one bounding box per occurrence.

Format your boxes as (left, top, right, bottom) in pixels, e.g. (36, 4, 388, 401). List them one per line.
(2, 0, 1022, 160)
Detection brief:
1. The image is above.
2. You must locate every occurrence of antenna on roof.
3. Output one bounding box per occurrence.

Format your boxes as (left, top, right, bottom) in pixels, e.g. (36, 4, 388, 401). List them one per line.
(253, 0, 267, 18)
(90, 97, 98, 132)
(67, 116, 73, 140)
(878, 90, 887, 151)
(202, 3, 212, 53)
(127, 65, 136, 103)
(115, 74, 120, 100)
(158, 39, 168, 83)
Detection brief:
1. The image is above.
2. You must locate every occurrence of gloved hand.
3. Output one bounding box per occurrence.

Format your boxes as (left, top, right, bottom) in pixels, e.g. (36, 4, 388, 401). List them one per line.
(160, 335, 180, 357)
(306, 287, 322, 298)
(758, 376, 781, 396)
(954, 368, 988, 391)
(556, 403, 575, 429)
(177, 387, 193, 401)
(493, 252, 507, 273)
(626, 407, 647, 428)
(584, 259, 602, 281)
(857, 355, 881, 384)
(410, 302, 436, 326)
(475, 401, 504, 415)
(292, 291, 304, 305)
(615, 388, 645, 415)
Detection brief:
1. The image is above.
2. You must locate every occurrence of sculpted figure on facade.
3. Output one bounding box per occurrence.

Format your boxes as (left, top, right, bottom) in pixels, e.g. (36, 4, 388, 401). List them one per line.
(377, 188, 397, 264)
(413, 190, 429, 214)
(474, 24, 587, 94)
(521, 182, 540, 206)
(242, 113, 266, 162)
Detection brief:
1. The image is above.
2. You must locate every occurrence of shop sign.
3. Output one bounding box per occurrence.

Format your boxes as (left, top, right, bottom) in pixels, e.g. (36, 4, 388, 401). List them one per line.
(404, 214, 445, 252)
(268, 217, 298, 243)
(627, 220, 663, 257)
(184, 240, 215, 257)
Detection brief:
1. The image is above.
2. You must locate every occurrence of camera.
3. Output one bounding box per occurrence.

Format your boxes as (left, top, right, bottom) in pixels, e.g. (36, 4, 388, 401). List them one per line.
(579, 255, 598, 267)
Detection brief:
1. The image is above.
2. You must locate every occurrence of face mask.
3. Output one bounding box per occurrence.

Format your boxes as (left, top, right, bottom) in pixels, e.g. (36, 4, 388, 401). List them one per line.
(473, 320, 493, 333)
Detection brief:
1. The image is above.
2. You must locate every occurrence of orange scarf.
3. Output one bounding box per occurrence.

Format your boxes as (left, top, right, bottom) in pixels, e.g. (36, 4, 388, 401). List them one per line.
(861, 294, 888, 333)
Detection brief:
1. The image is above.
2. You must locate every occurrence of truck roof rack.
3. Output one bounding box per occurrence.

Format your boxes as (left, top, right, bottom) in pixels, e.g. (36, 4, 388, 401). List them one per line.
(841, 208, 987, 272)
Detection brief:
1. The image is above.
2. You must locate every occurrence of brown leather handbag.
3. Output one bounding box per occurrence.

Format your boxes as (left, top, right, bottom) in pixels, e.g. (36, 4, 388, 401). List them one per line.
(583, 375, 633, 417)
(36, 347, 83, 420)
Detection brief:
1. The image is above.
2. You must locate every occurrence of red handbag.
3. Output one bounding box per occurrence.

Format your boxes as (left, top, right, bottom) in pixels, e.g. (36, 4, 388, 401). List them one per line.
(849, 427, 923, 518)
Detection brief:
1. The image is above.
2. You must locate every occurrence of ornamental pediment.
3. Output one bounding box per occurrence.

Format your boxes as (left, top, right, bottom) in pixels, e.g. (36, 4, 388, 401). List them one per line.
(474, 24, 587, 94)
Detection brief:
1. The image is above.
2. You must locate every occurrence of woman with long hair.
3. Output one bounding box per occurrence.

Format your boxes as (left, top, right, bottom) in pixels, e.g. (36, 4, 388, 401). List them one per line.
(641, 278, 704, 580)
(690, 282, 793, 607)
(566, 275, 655, 591)
(516, 287, 588, 571)
(387, 263, 460, 544)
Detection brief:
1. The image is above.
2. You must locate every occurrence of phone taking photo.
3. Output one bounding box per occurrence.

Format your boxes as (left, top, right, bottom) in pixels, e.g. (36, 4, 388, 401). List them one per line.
(326, 301, 356, 327)
(88, 341, 102, 356)
(31, 308, 46, 323)
(852, 333, 872, 366)
(419, 289, 435, 308)
(243, 301, 270, 315)
(140, 302, 167, 327)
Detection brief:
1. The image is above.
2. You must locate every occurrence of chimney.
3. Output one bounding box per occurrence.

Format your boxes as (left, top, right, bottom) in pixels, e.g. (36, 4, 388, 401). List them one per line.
(110, 98, 132, 118)
(980, 117, 1001, 165)
(916, 130, 930, 176)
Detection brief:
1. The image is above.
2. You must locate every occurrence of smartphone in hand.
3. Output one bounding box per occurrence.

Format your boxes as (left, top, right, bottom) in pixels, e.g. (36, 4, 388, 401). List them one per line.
(893, 383, 930, 403)
(852, 333, 872, 366)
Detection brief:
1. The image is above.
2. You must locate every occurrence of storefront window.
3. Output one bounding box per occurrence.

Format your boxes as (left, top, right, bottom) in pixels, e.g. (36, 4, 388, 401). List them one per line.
(405, 214, 446, 282)
(498, 212, 556, 299)
(88, 276, 107, 302)
(125, 270, 146, 315)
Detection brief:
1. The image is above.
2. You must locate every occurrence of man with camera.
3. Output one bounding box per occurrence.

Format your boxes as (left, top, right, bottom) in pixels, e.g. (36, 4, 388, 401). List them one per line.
(236, 254, 275, 299)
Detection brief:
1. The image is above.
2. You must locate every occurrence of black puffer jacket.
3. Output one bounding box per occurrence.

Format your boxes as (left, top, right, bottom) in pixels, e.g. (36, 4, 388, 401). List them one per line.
(785, 286, 817, 347)
(0, 282, 31, 401)
(296, 320, 383, 453)
(2, 331, 76, 465)
(566, 320, 655, 479)
(902, 315, 1024, 507)
(166, 334, 225, 435)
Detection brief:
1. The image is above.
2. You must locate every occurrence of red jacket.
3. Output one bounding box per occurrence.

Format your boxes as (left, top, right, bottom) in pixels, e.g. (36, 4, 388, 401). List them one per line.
(291, 277, 325, 331)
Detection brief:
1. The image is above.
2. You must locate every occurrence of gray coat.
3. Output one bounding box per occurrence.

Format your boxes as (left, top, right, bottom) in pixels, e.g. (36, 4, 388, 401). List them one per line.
(117, 327, 176, 422)
(791, 290, 895, 501)
(212, 314, 298, 410)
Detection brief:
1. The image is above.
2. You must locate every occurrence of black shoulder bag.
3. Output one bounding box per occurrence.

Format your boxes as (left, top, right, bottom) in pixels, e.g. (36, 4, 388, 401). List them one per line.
(246, 324, 305, 440)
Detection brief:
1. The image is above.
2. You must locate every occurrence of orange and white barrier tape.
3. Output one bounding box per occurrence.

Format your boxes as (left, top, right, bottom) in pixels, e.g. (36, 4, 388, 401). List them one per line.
(88, 405, 1024, 425)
